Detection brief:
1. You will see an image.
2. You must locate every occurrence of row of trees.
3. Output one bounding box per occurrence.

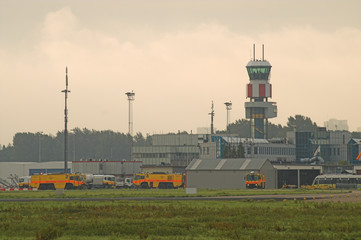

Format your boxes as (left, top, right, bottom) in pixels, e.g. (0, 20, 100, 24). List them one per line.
(1, 115, 360, 162)
(219, 115, 319, 138)
(0, 128, 151, 162)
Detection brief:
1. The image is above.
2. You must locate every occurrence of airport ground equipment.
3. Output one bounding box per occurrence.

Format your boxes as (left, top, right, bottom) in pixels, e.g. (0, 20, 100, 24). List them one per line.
(83, 174, 116, 189)
(18, 176, 31, 188)
(245, 171, 266, 189)
(115, 177, 133, 188)
(30, 173, 87, 190)
(133, 172, 183, 189)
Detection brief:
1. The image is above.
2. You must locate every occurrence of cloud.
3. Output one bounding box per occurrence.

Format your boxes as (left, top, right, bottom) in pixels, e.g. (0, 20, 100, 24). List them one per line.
(1, 7, 361, 146)
(258, 26, 361, 129)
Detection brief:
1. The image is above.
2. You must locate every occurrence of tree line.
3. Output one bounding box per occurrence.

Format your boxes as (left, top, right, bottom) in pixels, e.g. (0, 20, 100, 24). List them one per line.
(1, 115, 360, 162)
(0, 128, 151, 162)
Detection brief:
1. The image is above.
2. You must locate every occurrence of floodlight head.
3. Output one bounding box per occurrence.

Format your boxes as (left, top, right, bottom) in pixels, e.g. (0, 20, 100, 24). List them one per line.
(224, 101, 232, 110)
(125, 91, 135, 100)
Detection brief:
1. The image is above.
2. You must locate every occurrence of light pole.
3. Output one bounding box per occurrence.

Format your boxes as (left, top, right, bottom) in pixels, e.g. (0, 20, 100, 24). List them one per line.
(224, 101, 232, 134)
(126, 91, 135, 161)
(62, 67, 70, 173)
(125, 91, 135, 136)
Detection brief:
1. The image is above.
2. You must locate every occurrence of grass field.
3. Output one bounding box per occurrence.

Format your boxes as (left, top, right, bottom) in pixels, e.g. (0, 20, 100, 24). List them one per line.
(0, 189, 360, 239)
(1, 199, 361, 240)
(0, 188, 349, 199)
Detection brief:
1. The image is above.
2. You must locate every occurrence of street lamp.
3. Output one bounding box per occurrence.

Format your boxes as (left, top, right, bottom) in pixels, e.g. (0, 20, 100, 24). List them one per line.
(224, 101, 232, 134)
(125, 91, 135, 136)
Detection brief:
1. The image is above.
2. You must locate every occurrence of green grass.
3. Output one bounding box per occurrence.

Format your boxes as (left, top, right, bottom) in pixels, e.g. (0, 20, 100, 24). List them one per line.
(1, 200, 361, 239)
(0, 188, 349, 199)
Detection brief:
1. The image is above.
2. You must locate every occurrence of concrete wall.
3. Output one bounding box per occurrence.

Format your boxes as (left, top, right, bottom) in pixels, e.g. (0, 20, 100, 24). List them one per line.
(186, 170, 248, 189)
(186, 163, 277, 189)
(73, 161, 100, 174)
(199, 142, 217, 159)
(261, 160, 277, 189)
(0, 161, 71, 180)
(141, 166, 174, 174)
(72, 161, 141, 176)
(152, 134, 198, 146)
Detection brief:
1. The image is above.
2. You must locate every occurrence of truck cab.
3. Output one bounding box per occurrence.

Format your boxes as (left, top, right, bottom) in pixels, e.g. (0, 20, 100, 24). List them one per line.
(18, 176, 31, 188)
(245, 172, 266, 189)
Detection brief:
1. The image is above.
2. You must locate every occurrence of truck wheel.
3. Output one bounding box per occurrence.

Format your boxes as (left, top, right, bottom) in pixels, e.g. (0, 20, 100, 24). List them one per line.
(141, 182, 149, 189)
(65, 183, 74, 190)
(80, 184, 87, 190)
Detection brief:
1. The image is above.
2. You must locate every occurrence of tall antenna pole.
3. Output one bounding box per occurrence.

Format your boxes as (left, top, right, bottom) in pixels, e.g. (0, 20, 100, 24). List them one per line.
(253, 44, 255, 61)
(209, 101, 215, 134)
(125, 91, 135, 135)
(224, 101, 232, 134)
(61, 67, 70, 173)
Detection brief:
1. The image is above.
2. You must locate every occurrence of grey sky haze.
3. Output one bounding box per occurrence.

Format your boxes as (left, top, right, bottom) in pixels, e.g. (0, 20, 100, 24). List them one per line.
(1, 0, 361, 146)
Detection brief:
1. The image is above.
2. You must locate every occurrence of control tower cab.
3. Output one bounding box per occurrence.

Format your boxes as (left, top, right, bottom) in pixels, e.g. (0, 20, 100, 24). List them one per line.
(244, 44, 277, 139)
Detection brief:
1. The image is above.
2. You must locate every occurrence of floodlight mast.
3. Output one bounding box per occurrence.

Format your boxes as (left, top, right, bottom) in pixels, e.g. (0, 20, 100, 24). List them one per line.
(209, 101, 215, 134)
(61, 67, 71, 173)
(224, 101, 232, 133)
(125, 91, 135, 136)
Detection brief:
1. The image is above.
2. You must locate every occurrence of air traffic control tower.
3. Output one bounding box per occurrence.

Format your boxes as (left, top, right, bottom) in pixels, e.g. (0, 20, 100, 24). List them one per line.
(245, 44, 277, 139)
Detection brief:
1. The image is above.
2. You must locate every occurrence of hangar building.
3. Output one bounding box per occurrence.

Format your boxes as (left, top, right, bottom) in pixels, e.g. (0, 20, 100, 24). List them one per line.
(185, 158, 276, 189)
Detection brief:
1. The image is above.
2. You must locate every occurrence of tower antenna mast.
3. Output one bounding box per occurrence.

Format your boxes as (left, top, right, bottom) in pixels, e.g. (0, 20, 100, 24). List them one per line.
(61, 67, 70, 173)
(209, 101, 215, 134)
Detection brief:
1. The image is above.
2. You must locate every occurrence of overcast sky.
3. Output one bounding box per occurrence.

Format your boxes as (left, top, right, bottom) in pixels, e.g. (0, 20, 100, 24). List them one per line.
(1, 0, 361, 146)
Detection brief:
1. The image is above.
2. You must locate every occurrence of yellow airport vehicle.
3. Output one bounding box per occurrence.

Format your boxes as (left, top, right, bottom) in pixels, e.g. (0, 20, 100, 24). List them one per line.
(18, 176, 31, 188)
(245, 172, 266, 189)
(133, 172, 183, 189)
(30, 173, 88, 190)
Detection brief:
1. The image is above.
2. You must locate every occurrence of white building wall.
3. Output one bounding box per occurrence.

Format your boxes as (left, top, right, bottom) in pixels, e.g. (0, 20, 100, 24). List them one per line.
(0, 161, 71, 180)
(72, 160, 141, 176)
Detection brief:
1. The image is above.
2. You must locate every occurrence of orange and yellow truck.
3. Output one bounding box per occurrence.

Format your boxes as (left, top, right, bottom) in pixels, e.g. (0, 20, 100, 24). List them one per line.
(30, 173, 88, 190)
(133, 172, 183, 189)
(245, 172, 266, 189)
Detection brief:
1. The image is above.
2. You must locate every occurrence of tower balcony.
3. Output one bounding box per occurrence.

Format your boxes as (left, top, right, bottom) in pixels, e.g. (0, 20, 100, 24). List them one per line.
(245, 102, 277, 119)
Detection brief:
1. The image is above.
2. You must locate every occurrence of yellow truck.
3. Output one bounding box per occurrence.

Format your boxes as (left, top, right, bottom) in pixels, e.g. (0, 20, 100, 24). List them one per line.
(30, 173, 88, 190)
(245, 172, 266, 189)
(18, 176, 31, 188)
(133, 172, 183, 189)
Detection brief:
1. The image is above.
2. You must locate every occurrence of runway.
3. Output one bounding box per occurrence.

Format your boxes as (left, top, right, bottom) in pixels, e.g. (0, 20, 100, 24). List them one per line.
(1, 192, 358, 202)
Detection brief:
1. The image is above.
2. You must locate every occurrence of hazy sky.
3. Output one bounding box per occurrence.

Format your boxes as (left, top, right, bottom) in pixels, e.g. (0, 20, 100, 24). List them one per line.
(1, 0, 361, 146)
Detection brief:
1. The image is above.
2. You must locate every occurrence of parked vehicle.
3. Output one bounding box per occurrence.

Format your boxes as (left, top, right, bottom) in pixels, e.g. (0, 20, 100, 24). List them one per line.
(30, 173, 88, 190)
(245, 172, 266, 189)
(133, 172, 183, 189)
(18, 176, 31, 188)
(311, 174, 361, 189)
(115, 177, 133, 188)
(83, 174, 116, 189)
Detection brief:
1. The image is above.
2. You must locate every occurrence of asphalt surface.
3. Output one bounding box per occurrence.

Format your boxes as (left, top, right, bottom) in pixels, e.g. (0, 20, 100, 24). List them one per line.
(1, 192, 355, 202)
